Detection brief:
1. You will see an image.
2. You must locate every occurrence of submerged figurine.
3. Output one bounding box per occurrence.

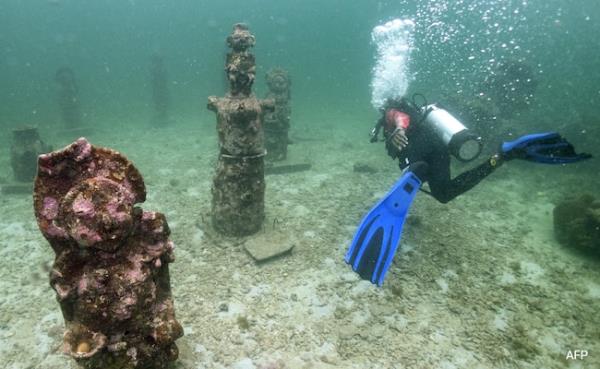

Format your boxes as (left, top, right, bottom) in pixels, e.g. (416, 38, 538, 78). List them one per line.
(33, 138, 183, 369)
(150, 54, 170, 125)
(55, 67, 83, 128)
(10, 126, 51, 182)
(208, 24, 274, 236)
(264, 67, 292, 161)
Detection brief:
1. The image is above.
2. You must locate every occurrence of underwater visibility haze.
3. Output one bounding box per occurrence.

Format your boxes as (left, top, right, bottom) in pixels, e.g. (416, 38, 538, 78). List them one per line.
(0, 0, 599, 368)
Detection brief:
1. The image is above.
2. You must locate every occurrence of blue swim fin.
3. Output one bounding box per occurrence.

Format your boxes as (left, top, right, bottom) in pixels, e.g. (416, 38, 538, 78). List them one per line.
(345, 171, 421, 286)
(502, 132, 592, 164)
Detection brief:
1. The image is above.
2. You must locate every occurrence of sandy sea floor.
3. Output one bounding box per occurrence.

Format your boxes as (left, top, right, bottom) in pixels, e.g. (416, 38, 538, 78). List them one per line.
(0, 112, 599, 369)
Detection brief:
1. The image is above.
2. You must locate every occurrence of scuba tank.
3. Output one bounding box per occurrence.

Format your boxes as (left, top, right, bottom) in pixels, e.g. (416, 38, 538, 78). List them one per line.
(370, 95, 483, 163)
(421, 103, 483, 162)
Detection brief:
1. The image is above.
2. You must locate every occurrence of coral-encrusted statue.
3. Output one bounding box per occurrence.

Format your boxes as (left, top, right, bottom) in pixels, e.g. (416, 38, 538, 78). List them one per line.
(55, 67, 83, 128)
(150, 54, 170, 125)
(264, 67, 292, 161)
(33, 138, 183, 369)
(208, 24, 274, 236)
(10, 126, 52, 182)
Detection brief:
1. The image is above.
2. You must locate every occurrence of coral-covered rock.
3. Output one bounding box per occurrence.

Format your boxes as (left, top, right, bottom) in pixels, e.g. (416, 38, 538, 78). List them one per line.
(33, 138, 183, 369)
(553, 194, 600, 254)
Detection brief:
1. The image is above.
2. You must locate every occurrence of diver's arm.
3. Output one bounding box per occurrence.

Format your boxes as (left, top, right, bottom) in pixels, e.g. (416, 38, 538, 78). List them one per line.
(383, 109, 410, 158)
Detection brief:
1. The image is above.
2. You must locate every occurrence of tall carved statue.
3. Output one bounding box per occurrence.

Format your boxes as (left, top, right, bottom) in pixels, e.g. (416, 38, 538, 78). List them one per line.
(207, 24, 273, 236)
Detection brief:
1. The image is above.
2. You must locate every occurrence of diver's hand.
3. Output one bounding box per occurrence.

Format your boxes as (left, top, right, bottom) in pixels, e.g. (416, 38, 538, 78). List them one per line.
(386, 128, 408, 156)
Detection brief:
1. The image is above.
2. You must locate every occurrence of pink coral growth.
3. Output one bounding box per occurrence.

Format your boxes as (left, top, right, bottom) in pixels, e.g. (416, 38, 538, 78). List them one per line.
(41, 196, 59, 220)
(73, 137, 92, 162)
(72, 195, 95, 218)
(105, 198, 131, 223)
(71, 224, 103, 247)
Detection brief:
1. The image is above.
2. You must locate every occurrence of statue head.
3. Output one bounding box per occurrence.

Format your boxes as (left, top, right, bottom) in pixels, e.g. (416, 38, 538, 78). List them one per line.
(226, 23, 255, 52)
(226, 24, 257, 96)
(266, 68, 291, 95)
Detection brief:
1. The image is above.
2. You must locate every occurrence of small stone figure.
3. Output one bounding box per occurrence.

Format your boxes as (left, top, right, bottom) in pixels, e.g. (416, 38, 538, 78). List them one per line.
(33, 138, 183, 369)
(10, 126, 51, 182)
(150, 55, 170, 125)
(264, 68, 292, 161)
(55, 67, 83, 128)
(208, 24, 274, 236)
(224, 23, 257, 97)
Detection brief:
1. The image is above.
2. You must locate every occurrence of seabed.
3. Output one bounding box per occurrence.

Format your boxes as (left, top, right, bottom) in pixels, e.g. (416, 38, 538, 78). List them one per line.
(0, 113, 598, 369)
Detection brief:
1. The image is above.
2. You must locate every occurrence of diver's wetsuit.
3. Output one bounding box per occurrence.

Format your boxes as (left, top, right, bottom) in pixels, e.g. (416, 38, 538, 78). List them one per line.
(380, 101, 502, 204)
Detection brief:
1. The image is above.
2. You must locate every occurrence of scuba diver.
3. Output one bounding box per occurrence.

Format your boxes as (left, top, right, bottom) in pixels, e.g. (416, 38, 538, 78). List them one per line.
(345, 94, 592, 286)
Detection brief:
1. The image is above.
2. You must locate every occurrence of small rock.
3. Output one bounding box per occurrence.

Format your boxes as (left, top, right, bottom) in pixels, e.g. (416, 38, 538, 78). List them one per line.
(232, 335, 244, 346)
(244, 231, 294, 262)
(232, 358, 255, 369)
(369, 324, 386, 338)
(340, 272, 359, 282)
(318, 342, 340, 364)
(406, 215, 422, 227)
(237, 316, 250, 330)
(338, 326, 359, 339)
(353, 162, 377, 174)
(369, 305, 396, 317)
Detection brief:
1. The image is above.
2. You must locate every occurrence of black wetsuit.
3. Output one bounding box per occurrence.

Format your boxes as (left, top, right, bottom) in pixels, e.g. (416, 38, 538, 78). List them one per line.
(381, 103, 501, 204)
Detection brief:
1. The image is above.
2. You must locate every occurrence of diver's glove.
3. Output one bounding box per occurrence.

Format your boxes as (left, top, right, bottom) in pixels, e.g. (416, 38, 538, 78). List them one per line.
(501, 132, 592, 164)
(386, 127, 409, 155)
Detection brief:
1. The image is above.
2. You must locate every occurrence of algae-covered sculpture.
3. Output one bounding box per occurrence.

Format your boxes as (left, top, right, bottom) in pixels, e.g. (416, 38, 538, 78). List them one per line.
(553, 194, 600, 254)
(207, 24, 274, 236)
(10, 126, 51, 182)
(55, 67, 83, 128)
(264, 67, 292, 161)
(33, 138, 183, 369)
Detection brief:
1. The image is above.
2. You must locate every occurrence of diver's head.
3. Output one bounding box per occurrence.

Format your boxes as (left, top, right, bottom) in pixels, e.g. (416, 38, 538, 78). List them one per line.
(381, 97, 408, 112)
(381, 97, 422, 123)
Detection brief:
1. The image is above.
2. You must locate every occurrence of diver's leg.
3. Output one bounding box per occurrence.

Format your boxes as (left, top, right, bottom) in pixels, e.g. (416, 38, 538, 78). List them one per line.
(427, 155, 501, 203)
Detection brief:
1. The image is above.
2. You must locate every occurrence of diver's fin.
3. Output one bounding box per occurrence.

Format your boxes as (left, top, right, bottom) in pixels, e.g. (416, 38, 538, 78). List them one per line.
(502, 132, 592, 164)
(345, 171, 421, 286)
